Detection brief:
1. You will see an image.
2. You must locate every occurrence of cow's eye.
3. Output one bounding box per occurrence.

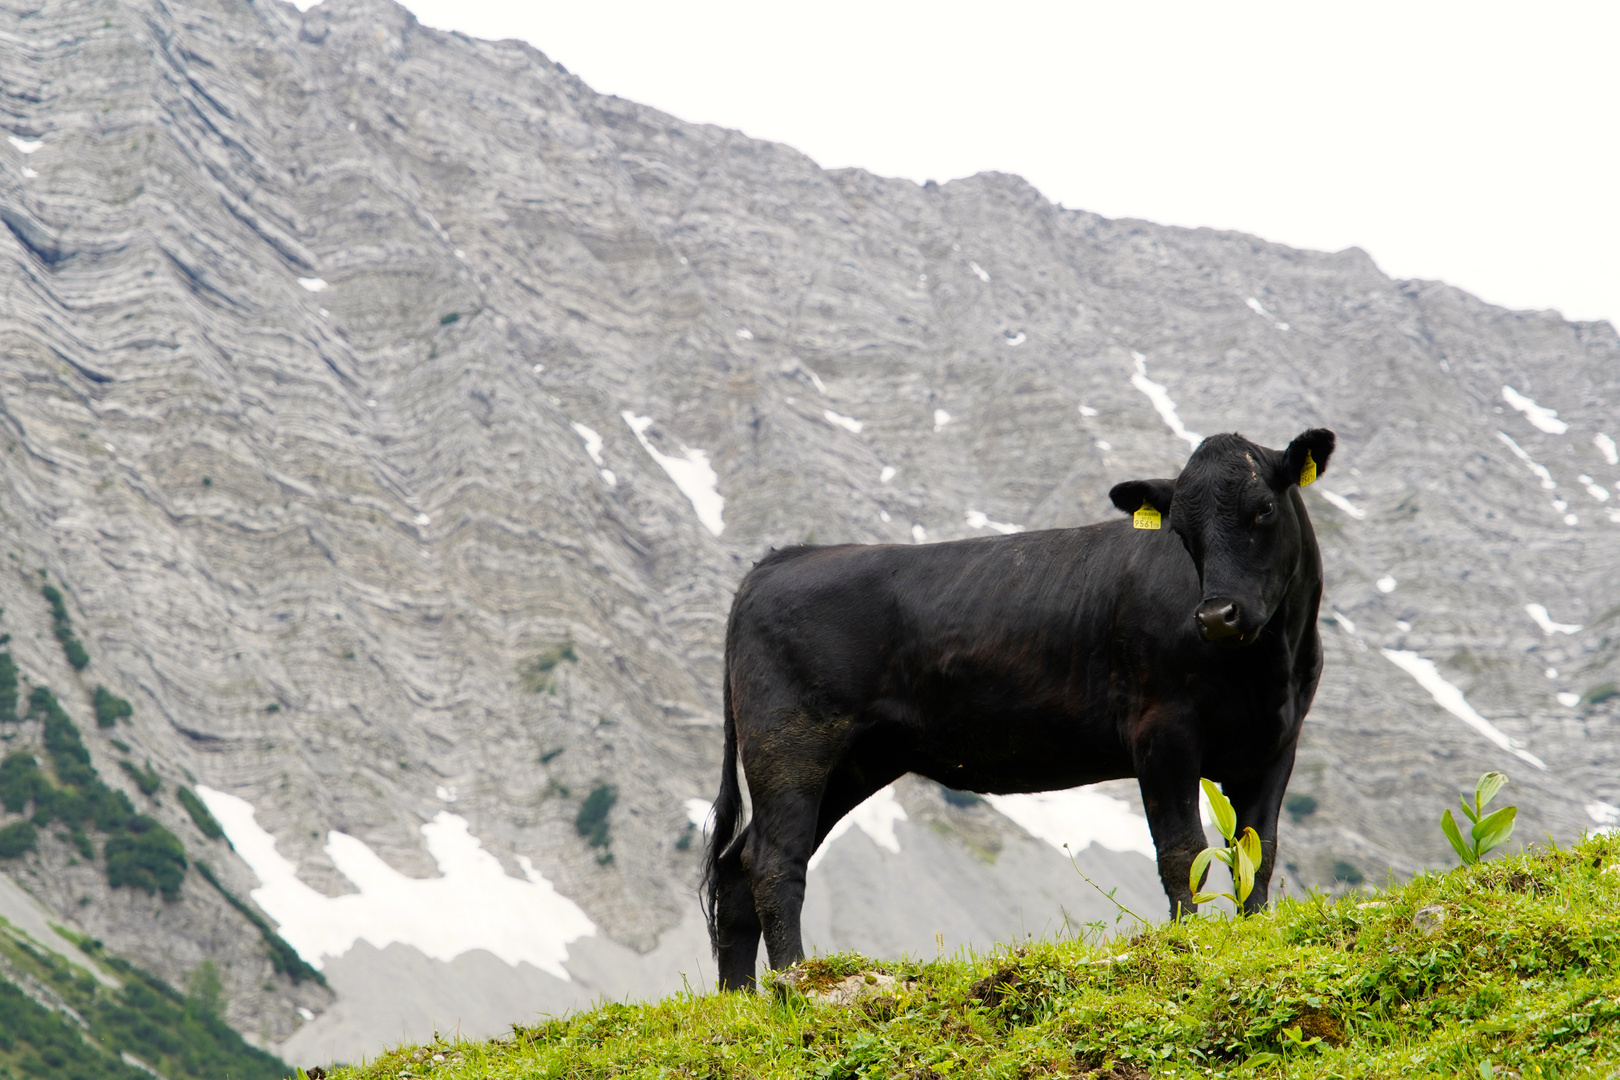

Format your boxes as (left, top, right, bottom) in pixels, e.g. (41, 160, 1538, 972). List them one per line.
(1256, 500, 1276, 522)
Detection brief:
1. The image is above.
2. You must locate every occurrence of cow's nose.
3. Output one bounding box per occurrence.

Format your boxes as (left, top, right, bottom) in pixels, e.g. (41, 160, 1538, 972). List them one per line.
(1196, 599, 1243, 642)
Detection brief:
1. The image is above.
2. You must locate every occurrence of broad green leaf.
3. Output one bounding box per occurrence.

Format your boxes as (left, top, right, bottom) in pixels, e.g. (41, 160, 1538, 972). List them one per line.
(1202, 777, 1237, 841)
(1459, 795, 1480, 824)
(1191, 890, 1234, 905)
(1441, 809, 1476, 864)
(1476, 771, 1508, 810)
(1188, 847, 1219, 895)
(1471, 804, 1517, 857)
(1233, 832, 1257, 904)
(1237, 826, 1263, 871)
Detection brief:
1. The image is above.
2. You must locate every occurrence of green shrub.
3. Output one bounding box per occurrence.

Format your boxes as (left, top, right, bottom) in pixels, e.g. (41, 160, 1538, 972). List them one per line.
(1331, 859, 1365, 885)
(194, 861, 324, 984)
(1583, 682, 1619, 707)
(93, 686, 133, 727)
(176, 787, 224, 840)
(0, 651, 17, 723)
(69, 829, 94, 859)
(31, 686, 97, 789)
(0, 820, 37, 858)
(521, 641, 578, 693)
(576, 783, 618, 850)
(440, 311, 460, 324)
(1285, 793, 1318, 821)
(16, 686, 187, 898)
(118, 759, 161, 797)
(104, 816, 187, 899)
(0, 751, 45, 812)
(42, 584, 89, 670)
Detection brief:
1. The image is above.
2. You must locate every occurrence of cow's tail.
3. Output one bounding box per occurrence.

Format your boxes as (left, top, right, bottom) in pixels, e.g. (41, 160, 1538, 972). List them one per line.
(701, 664, 743, 957)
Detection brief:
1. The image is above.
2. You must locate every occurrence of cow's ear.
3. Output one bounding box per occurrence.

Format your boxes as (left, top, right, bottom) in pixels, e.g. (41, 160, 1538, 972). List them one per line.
(1278, 428, 1335, 488)
(1109, 478, 1176, 516)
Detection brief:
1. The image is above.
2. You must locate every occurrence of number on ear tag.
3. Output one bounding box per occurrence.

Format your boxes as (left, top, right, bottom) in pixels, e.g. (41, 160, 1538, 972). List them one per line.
(1300, 450, 1317, 487)
(1133, 502, 1161, 530)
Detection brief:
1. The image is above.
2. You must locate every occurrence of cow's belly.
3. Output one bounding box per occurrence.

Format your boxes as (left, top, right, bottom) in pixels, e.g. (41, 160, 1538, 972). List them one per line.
(900, 707, 1134, 795)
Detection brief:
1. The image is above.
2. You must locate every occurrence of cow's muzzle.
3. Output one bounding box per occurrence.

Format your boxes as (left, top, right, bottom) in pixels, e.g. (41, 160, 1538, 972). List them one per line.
(1195, 598, 1248, 645)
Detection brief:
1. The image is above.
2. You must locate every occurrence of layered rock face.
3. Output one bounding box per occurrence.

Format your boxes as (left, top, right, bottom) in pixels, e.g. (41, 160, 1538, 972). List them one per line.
(1, 0, 1616, 1063)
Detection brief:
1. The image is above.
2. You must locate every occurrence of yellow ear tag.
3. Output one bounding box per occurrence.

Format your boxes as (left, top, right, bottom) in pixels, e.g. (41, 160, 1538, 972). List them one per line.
(1133, 502, 1162, 530)
(1299, 450, 1317, 487)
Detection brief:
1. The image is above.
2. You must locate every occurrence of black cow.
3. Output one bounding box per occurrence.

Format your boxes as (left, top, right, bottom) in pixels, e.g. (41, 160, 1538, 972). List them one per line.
(702, 428, 1334, 989)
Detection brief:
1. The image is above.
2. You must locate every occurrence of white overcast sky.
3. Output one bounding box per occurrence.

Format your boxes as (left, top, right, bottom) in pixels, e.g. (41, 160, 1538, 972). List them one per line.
(387, 0, 1618, 328)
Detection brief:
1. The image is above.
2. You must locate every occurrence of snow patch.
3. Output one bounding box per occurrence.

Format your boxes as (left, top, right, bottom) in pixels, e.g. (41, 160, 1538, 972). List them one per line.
(297, 1007, 315, 1021)
(1095, 440, 1112, 452)
(1564, 513, 1579, 526)
(880, 466, 897, 484)
(1130, 352, 1202, 451)
(933, 409, 952, 432)
(1004, 331, 1026, 346)
(736, 328, 753, 340)
(1317, 489, 1366, 520)
(1496, 431, 1557, 490)
(1331, 610, 1356, 635)
(1597, 434, 1619, 466)
(622, 412, 724, 536)
(414, 512, 430, 526)
(1557, 692, 1581, 708)
(1502, 386, 1568, 434)
(195, 787, 596, 975)
(1587, 802, 1620, 827)
(685, 798, 713, 834)
(823, 410, 863, 434)
(435, 785, 456, 803)
(1526, 604, 1581, 636)
(809, 785, 906, 870)
(911, 524, 927, 544)
(969, 261, 990, 283)
(7, 136, 41, 154)
(1580, 478, 1610, 502)
(297, 277, 328, 292)
(1078, 405, 1098, 417)
(1379, 651, 1546, 770)
(965, 510, 1023, 535)
(21, 167, 36, 178)
(1377, 576, 1397, 594)
(1396, 620, 1412, 633)
(986, 788, 1156, 860)
(572, 422, 606, 466)
(1245, 297, 1289, 331)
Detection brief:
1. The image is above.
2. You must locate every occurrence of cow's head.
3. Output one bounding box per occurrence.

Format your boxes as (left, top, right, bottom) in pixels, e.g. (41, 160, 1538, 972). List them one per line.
(1109, 429, 1335, 646)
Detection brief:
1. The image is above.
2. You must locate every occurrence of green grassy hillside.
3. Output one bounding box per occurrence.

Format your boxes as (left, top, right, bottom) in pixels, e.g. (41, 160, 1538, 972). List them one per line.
(0, 917, 288, 1080)
(327, 833, 1620, 1079)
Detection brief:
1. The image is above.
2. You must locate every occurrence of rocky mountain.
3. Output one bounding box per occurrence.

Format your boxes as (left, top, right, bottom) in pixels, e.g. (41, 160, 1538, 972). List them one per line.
(1, 0, 1616, 1067)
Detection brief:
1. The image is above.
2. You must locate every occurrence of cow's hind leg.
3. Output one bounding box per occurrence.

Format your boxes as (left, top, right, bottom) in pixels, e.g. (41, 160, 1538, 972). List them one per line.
(746, 749, 902, 973)
(711, 827, 763, 990)
(744, 786, 822, 972)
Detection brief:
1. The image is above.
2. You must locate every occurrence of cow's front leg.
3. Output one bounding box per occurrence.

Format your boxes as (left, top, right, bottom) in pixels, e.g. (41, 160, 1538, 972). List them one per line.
(1134, 728, 1206, 919)
(1223, 735, 1299, 913)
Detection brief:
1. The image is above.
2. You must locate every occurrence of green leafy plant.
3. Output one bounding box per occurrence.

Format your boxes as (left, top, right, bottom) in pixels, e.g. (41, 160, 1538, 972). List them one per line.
(93, 686, 133, 727)
(1440, 770, 1516, 865)
(576, 783, 618, 863)
(177, 786, 224, 840)
(1188, 777, 1261, 909)
(42, 584, 90, 670)
(521, 641, 578, 694)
